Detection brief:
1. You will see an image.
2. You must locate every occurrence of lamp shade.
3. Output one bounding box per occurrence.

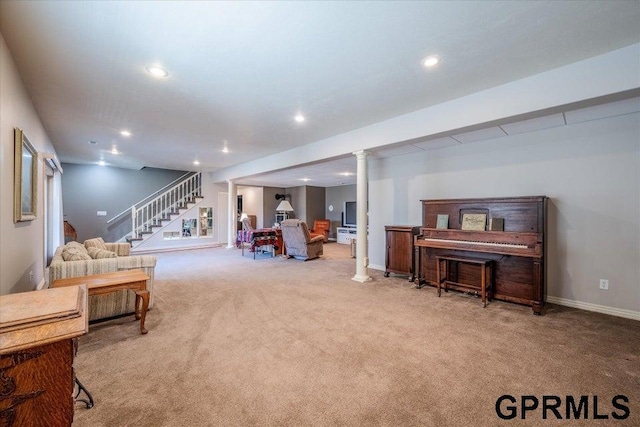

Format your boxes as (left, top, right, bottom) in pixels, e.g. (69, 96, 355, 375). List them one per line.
(276, 200, 294, 212)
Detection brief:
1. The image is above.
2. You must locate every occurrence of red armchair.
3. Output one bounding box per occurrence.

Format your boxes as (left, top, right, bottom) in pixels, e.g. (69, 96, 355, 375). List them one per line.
(309, 219, 331, 243)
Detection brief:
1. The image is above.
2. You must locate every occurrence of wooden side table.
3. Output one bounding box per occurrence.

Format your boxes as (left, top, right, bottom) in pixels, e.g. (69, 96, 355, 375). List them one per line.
(52, 269, 150, 334)
(384, 225, 421, 281)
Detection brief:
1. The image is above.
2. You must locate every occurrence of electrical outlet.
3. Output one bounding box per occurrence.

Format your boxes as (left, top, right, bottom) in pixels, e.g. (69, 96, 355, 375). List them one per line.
(29, 271, 34, 285)
(599, 279, 609, 290)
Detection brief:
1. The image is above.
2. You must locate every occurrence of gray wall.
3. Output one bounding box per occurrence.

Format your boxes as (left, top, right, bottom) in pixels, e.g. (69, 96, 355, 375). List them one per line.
(326, 185, 356, 238)
(305, 186, 326, 228)
(1, 35, 60, 295)
(262, 186, 285, 227)
(61, 164, 188, 242)
(368, 112, 639, 312)
(287, 186, 305, 221)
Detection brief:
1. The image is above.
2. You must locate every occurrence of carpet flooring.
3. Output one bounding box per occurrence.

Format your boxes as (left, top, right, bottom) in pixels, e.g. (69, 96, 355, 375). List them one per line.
(72, 243, 639, 426)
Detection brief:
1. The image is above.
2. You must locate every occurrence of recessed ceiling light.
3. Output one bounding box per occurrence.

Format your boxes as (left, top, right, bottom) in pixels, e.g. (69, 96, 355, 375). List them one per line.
(111, 148, 119, 155)
(294, 114, 305, 123)
(422, 55, 440, 68)
(193, 160, 200, 166)
(120, 130, 131, 137)
(222, 147, 229, 153)
(98, 160, 106, 166)
(145, 65, 169, 78)
(301, 178, 311, 182)
(340, 172, 353, 176)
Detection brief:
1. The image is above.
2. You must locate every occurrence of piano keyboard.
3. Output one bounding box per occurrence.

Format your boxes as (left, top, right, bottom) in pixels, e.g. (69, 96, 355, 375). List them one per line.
(421, 238, 528, 249)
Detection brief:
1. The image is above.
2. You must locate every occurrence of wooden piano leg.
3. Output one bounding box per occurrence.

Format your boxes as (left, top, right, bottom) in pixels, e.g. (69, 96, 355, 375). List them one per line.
(415, 246, 424, 289)
(487, 262, 493, 302)
(481, 263, 486, 308)
(436, 258, 442, 297)
(532, 261, 543, 315)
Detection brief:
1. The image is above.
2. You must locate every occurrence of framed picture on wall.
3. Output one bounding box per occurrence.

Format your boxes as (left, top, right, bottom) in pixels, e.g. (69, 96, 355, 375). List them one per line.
(14, 128, 38, 222)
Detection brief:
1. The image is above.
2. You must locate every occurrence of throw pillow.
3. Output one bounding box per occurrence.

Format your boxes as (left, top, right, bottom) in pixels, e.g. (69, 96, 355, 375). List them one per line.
(61, 249, 92, 261)
(63, 242, 88, 255)
(87, 247, 117, 259)
(84, 237, 107, 251)
(65, 241, 88, 253)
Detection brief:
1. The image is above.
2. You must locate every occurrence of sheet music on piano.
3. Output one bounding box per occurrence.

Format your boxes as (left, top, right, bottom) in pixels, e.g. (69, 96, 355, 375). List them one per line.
(414, 196, 547, 314)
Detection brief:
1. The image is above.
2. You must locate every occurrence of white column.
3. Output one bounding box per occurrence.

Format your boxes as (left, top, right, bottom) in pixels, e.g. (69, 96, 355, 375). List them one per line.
(351, 150, 371, 283)
(226, 180, 237, 249)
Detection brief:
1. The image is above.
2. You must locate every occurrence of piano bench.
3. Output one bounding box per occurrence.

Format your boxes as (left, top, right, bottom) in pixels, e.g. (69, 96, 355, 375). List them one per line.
(435, 256, 494, 307)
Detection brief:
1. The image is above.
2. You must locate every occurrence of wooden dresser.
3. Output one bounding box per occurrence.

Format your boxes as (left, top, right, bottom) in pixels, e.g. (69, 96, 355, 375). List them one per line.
(384, 225, 421, 281)
(0, 286, 88, 426)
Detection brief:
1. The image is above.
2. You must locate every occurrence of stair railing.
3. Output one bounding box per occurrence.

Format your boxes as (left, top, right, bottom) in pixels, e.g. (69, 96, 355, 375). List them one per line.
(131, 172, 202, 239)
(107, 171, 196, 225)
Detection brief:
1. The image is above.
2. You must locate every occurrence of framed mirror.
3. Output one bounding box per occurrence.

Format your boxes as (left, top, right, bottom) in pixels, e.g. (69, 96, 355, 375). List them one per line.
(14, 128, 38, 222)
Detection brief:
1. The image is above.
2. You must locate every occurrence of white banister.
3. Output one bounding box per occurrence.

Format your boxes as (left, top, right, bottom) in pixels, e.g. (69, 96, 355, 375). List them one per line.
(128, 172, 202, 242)
(131, 205, 136, 238)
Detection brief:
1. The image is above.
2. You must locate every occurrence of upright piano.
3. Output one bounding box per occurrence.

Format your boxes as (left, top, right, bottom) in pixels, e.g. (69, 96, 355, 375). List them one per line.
(414, 196, 547, 314)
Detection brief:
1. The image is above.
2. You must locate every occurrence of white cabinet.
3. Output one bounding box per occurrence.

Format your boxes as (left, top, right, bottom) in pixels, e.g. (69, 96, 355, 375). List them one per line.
(336, 227, 356, 244)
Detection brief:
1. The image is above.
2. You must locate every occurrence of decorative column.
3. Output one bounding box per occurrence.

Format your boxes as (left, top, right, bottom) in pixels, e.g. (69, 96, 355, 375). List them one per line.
(226, 180, 237, 249)
(351, 150, 371, 283)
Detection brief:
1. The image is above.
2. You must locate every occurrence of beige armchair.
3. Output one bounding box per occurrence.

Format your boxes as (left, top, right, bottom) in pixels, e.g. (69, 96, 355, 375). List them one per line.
(280, 219, 324, 260)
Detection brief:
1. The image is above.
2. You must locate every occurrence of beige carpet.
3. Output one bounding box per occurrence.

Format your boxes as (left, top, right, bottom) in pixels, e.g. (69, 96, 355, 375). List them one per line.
(73, 243, 639, 426)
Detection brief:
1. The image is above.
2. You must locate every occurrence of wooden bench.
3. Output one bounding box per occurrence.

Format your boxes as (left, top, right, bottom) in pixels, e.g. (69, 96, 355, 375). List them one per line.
(435, 255, 494, 307)
(51, 269, 150, 334)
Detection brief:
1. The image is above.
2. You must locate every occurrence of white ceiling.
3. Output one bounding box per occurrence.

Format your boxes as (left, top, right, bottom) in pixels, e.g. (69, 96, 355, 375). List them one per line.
(241, 97, 640, 187)
(1, 1, 639, 187)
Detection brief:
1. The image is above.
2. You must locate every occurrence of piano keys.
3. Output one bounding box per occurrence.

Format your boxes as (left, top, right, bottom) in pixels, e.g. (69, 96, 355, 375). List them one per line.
(414, 196, 547, 314)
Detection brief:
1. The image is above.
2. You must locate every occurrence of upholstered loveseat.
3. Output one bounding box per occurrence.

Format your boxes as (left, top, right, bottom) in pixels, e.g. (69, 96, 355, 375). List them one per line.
(49, 238, 157, 321)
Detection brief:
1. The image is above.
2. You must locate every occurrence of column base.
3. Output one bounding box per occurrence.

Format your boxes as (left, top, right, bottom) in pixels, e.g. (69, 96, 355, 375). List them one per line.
(226, 244, 236, 249)
(351, 274, 372, 283)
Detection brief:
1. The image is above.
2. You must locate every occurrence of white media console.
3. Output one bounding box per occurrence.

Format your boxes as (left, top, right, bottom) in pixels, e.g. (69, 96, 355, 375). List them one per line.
(336, 227, 357, 244)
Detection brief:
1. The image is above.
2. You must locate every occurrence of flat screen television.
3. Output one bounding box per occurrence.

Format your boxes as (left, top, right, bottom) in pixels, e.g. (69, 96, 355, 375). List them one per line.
(344, 201, 357, 227)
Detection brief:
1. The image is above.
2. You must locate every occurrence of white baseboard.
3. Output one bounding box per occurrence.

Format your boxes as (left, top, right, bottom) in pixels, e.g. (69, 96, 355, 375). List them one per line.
(354, 268, 637, 320)
(36, 277, 47, 290)
(546, 295, 640, 321)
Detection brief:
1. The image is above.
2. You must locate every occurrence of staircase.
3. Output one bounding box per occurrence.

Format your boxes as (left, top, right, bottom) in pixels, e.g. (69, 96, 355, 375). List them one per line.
(124, 172, 203, 246)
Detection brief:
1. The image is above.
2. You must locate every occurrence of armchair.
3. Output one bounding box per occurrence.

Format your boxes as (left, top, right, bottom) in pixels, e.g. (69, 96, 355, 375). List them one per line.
(309, 219, 331, 243)
(280, 219, 324, 261)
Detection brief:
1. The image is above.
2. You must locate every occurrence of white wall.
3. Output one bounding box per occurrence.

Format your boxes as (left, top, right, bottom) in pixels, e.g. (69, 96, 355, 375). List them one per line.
(1, 34, 60, 294)
(238, 186, 265, 228)
(368, 112, 640, 313)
